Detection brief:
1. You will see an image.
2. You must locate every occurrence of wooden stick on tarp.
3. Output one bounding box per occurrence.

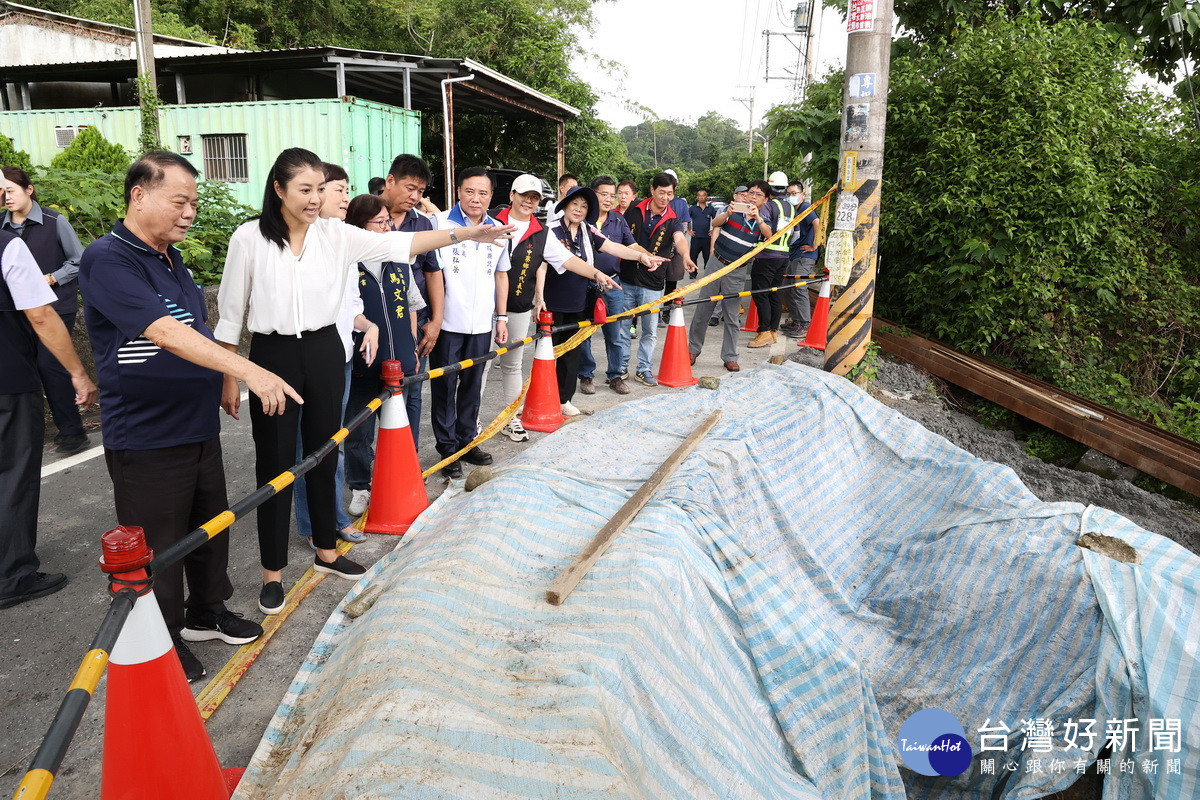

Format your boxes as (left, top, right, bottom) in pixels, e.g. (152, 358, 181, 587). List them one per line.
(546, 409, 723, 606)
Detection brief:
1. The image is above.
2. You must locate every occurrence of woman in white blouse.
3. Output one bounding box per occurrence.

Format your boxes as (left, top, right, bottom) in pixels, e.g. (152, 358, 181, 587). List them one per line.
(216, 147, 511, 615)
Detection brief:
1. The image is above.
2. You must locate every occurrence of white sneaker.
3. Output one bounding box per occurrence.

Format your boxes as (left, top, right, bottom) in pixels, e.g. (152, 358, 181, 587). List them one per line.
(560, 401, 581, 417)
(503, 419, 530, 442)
(348, 489, 370, 516)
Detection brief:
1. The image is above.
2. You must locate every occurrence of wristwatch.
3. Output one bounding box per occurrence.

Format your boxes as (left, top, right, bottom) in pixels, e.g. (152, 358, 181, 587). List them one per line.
(449, 228, 459, 244)
(493, 314, 508, 322)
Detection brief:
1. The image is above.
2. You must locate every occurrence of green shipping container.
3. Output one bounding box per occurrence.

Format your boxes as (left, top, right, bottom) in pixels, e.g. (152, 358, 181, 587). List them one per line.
(0, 97, 421, 208)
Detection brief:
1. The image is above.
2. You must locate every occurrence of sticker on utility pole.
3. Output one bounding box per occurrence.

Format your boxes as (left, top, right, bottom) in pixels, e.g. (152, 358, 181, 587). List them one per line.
(844, 104, 870, 143)
(849, 73, 877, 98)
(825, 229, 855, 287)
(842, 151, 858, 188)
(847, 0, 875, 32)
(834, 193, 859, 231)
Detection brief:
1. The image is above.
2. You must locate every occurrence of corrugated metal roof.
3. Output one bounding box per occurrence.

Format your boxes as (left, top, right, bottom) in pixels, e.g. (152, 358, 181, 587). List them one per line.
(0, 44, 579, 120)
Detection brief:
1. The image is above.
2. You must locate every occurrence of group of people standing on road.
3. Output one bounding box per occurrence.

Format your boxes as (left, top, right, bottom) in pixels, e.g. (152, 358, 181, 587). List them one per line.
(688, 176, 823, 372)
(0, 147, 821, 687)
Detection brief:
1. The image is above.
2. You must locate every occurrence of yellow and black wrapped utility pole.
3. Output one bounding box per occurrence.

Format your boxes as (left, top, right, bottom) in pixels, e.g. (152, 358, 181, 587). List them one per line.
(823, 0, 893, 375)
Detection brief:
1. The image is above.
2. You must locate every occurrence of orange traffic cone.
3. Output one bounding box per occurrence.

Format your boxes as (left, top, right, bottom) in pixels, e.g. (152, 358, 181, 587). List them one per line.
(593, 295, 608, 325)
(798, 278, 831, 351)
(99, 525, 237, 800)
(657, 300, 698, 387)
(740, 298, 761, 332)
(363, 360, 429, 534)
(521, 311, 565, 433)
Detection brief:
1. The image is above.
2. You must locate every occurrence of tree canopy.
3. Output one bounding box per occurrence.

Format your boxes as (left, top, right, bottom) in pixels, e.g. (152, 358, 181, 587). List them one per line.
(825, 0, 1200, 82)
(772, 12, 1199, 441)
(620, 112, 747, 173)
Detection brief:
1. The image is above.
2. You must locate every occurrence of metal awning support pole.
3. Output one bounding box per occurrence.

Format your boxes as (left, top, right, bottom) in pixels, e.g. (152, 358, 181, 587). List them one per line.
(403, 67, 412, 110)
(336, 61, 346, 98)
(556, 119, 565, 180)
(174, 73, 186, 104)
(441, 73, 474, 205)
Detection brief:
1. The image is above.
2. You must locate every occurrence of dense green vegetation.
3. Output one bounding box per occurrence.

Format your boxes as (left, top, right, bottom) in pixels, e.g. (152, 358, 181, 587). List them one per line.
(4, 135, 254, 279)
(769, 12, 1199, 443)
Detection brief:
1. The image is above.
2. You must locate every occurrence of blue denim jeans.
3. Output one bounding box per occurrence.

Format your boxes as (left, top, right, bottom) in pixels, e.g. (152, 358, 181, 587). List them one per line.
(577, 284, 629, 382)
(295, 361, 353, 537)
(619, 284, 663, 376)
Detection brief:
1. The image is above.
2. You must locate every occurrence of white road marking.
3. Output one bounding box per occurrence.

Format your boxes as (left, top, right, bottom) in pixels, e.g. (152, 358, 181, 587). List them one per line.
(40, 391, 251, 478)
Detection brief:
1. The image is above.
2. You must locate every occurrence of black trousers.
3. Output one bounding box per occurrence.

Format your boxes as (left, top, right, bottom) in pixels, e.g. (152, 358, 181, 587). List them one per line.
(552, 309, 590, 403)
(105, 438, 233, 633)
(249, 326, 345, 570)
(689, 237, 709, 268)
(0, 392, 44, 598)
(751, 257, 789, 331)
(35, 312, 85, 439)
(430, 330, 491, 457)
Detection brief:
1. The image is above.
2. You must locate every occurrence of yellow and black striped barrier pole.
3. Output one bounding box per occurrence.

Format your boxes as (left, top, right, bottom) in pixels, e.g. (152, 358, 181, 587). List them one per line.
(13, 591, 137, 800)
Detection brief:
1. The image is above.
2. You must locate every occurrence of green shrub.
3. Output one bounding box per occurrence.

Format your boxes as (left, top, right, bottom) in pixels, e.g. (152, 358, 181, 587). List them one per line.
(32, 169, 251, 282)
(0, 136, 34, 172)
(177, 182, 255, 284)
(1022, 428, 1087, 467)
(50, 127, 131, 173)
(33, 169, 125, 243)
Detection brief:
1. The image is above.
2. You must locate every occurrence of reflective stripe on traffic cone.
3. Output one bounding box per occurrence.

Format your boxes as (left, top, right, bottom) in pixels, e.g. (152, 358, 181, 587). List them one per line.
(799, 278, 830, 351)
(739, 298, 761, 332)
(99, 525, 234, 800)
(363, 360, 429, 535)
(521, 311, 565, 433)
(657, 301, 698, 387)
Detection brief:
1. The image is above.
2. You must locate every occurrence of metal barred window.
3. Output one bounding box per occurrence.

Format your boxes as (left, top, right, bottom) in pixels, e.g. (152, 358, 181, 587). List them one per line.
(201, 134, 249, 182)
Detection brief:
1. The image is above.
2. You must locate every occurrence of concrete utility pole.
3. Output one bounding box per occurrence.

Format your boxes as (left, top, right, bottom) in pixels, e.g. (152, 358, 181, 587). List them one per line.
(132, 0, 161, 149)
(734, 86, 755, 153)
(823, 0, 893, 376)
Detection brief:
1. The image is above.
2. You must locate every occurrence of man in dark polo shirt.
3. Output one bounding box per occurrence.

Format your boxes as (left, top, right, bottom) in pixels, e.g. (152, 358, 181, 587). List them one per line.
(0, 232, 97, 609)
(688, 189, 716, 269)
(80, 151, 299, 682)
(619, 171, 686, 386)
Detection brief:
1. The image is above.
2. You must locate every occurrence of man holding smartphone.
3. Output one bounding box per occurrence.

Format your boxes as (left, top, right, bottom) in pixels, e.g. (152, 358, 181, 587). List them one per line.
(688, 186, 765, 372)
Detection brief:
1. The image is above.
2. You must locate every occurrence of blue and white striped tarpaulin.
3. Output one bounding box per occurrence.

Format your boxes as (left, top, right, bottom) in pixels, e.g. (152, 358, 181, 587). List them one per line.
(233, 364, 1199, 799)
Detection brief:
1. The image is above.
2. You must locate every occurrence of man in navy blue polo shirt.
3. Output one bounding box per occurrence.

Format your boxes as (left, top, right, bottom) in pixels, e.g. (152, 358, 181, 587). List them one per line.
(81, 151, 299, 682)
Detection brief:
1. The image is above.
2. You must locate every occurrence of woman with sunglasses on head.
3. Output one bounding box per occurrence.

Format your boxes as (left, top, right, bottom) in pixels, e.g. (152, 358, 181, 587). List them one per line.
(341, 193, 425, 502)
(215, 148, 512, 615)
